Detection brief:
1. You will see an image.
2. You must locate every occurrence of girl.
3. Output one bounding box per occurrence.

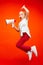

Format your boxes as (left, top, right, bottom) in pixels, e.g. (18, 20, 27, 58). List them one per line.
(12, 5, 38, 60)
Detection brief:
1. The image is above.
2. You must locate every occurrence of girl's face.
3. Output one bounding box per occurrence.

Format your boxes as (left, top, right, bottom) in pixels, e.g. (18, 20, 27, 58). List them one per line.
(19, 11, 25, 20)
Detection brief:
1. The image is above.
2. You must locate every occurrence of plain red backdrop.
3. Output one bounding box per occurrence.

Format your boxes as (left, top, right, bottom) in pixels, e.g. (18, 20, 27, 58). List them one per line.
(0, 0, 43, 65)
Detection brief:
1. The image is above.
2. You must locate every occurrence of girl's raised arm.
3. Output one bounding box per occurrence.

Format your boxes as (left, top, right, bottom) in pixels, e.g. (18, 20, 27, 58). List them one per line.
(21, 5, 29, 19)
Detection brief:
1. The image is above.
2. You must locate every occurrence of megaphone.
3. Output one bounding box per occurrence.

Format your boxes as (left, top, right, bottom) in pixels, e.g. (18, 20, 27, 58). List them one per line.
(6, 19, 16, 28)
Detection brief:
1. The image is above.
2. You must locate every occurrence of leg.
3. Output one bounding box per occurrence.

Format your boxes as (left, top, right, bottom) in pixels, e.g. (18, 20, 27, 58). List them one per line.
(16, 33, 31, 52)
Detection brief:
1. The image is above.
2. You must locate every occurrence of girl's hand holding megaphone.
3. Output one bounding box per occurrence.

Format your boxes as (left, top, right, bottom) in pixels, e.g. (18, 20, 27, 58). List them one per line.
(12, 19, 16, 28)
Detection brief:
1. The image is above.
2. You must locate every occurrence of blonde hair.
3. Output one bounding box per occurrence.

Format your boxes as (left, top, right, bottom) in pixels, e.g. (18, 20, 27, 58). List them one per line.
(19, 9, 26, 16)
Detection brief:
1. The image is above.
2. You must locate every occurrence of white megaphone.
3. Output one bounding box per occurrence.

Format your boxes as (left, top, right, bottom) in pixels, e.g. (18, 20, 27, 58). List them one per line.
(6, 19, 16, 28)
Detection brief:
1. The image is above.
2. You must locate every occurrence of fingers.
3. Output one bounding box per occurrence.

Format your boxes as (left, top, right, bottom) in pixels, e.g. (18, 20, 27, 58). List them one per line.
(12, 23, 15, 28)
(21, 5, 25, 9)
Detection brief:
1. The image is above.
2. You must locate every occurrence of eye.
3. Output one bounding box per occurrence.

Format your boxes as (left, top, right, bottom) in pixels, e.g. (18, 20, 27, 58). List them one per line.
(21, 14, 23, 16)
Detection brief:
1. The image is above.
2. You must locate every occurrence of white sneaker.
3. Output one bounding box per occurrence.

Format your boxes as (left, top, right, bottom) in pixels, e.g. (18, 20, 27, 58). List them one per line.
(31, 45, 38, 57)
(26, 51, 32, 61)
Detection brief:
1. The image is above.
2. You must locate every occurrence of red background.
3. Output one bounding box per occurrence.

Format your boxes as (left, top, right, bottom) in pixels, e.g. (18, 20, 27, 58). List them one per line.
(0, 0, 43, 65)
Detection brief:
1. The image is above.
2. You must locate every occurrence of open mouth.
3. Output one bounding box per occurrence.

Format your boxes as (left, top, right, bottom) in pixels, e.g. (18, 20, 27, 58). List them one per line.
(19, 17, 22, 19)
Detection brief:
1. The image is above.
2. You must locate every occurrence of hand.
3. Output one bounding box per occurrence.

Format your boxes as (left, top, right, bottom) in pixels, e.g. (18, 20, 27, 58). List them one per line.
(21, 5, 25, 9)
(21, 5, 29, 13)
(12, 23, 15, 28)
(12, 19, 16, 28)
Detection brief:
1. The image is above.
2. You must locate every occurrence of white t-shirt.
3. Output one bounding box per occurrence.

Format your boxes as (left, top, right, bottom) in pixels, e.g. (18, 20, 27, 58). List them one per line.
(19, 18, 31, 38)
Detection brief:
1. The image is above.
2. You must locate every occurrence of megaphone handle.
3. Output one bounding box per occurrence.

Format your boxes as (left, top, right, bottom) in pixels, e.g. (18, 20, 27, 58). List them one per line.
(12, 23, 15, 28)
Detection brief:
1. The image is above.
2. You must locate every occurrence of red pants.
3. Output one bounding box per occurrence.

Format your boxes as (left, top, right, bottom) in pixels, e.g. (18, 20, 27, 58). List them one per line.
(16, 33, 31, 52)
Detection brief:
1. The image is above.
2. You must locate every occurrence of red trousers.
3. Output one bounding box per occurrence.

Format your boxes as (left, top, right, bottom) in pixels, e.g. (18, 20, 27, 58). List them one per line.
(16, 33, 31, 52)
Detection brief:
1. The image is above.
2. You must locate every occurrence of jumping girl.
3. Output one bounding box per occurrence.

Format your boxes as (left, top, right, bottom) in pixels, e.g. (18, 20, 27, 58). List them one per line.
(12, 5, 38, 60)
